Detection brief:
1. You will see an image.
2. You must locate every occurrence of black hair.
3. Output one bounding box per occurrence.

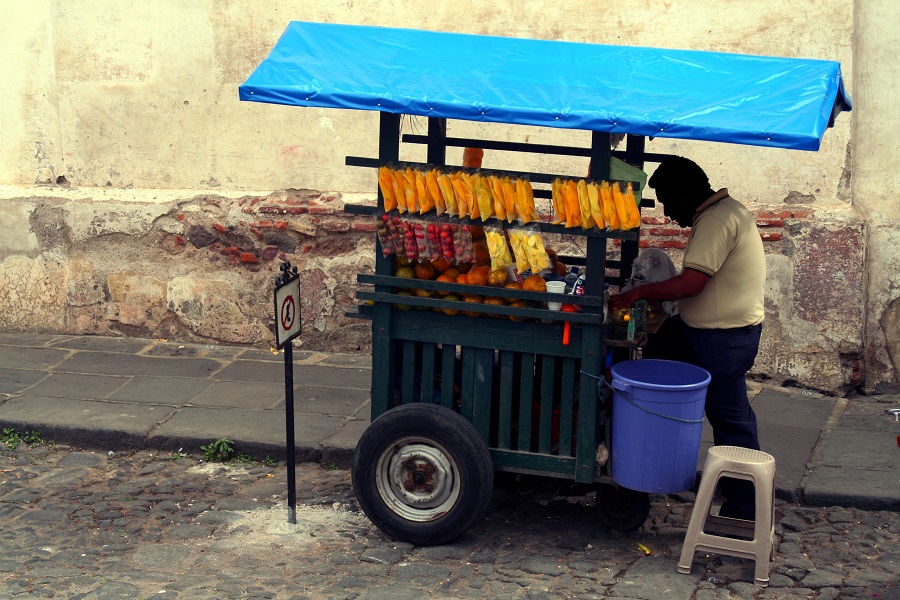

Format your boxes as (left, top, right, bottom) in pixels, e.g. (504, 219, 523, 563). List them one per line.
(648, 157, 710, 196)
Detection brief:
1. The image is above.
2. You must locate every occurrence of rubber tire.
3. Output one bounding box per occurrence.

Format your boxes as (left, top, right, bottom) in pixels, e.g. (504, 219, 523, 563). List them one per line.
(595, 483, 651, 531)
(352, 403, 494, 546)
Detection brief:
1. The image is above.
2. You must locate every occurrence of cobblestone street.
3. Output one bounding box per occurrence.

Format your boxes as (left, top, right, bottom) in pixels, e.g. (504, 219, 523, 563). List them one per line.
(1, 443, 898, 600)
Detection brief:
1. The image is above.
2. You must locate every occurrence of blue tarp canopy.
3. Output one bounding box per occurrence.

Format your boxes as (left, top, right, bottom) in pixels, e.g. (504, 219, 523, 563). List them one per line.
(239, 22, 851, 151)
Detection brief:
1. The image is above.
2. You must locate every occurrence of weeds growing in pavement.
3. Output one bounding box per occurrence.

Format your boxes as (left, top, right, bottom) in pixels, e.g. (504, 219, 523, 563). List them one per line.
(2, 428, 43, 450)
(201, 438, 236, 462)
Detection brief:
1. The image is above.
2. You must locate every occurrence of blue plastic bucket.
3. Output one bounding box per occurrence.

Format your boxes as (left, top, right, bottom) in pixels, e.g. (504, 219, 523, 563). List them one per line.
(610, 359, 710, 494)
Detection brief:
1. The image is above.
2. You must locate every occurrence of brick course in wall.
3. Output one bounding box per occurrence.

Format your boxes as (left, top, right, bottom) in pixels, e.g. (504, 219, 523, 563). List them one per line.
(634, 210, 811, 251)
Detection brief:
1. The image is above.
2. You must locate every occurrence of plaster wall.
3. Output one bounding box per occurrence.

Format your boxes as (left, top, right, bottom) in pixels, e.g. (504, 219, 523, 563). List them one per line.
(852, 0, 900, 393)
(0, 0, 893, 395)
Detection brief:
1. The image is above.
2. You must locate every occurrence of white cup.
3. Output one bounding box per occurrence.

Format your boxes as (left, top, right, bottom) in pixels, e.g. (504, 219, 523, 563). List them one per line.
(546, 280, 567, 311)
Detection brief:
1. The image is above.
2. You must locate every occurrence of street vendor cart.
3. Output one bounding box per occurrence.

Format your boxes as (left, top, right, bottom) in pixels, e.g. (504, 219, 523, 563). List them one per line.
(240, 22, 851, 545)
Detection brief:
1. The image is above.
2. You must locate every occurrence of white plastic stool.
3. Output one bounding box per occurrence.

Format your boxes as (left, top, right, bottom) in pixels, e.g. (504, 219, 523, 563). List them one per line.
(677, 446, 776, 586)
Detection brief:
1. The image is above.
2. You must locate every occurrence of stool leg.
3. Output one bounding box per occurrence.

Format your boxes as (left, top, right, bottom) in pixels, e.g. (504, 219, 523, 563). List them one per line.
(678, 472, 718, 574)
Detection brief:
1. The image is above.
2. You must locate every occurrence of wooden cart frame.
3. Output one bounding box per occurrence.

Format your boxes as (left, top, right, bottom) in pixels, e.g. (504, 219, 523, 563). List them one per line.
(346, 113, 660, 543)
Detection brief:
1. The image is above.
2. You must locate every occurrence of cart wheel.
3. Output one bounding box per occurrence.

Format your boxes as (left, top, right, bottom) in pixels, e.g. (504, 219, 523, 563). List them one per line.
(595, 483, 651, 531)
(352, 403, 493, 546)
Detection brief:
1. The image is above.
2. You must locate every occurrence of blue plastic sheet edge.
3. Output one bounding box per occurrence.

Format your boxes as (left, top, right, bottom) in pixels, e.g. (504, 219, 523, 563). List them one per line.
(239, 22, 852, 151)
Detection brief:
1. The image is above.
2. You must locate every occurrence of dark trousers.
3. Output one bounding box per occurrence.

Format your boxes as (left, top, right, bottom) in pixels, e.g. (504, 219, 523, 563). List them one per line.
(645, 316, 763, 517)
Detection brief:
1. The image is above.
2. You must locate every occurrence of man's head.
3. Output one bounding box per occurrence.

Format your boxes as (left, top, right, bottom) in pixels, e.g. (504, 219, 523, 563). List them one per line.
(648, 157, 713, 227)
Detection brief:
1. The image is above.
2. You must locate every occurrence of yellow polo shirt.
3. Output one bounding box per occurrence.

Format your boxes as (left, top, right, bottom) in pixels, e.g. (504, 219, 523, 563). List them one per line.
(678, 189, 766, 329)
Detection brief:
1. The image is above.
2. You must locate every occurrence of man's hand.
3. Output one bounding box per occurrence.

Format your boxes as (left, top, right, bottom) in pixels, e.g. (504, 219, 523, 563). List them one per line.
(607, 269, 711, 314)
(608, 288, 642, 312)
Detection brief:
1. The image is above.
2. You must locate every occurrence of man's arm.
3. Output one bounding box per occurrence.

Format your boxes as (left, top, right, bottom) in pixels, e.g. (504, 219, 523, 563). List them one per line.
(607, 268, 710, 312)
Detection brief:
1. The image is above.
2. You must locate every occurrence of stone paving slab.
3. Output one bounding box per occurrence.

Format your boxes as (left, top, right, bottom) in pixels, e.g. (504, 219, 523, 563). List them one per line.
(0, 367, 47, 394)
(697, 389, 833, 500)
(819, 428, 896, 470)
(321, 418, 371, 467)
(319, 353, 373, 368)
(149, 406, 347, 462)
(143, 342, 246, 359)
(48, 336, 154, 353)
(53, 352, 222, 378)
(804, 465, 900, 510)
(189, 380, 284, 409)
(23, 372, 130, 399)
(293, 364, 372, 389)
(0, 395, 172, 447)
(104, 376, 213, 404)
(293, 384, 371, 416)
(0, 332, 63, 346)
(0, 345, 69, 369)
(214, 359, 286, 382)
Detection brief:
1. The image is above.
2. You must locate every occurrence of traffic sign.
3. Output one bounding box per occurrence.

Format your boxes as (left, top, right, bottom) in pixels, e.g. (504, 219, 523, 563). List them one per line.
(274, 263, 302, 349)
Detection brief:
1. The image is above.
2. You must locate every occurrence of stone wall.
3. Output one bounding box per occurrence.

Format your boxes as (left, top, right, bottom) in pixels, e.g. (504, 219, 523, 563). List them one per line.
(2, 0, 898, 395)
(0, 188, 377, 353)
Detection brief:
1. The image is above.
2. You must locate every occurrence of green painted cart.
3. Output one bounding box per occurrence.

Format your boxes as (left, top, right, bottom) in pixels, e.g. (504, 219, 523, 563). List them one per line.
(239, 21, 850, 547)
(345, 113, 653, 545)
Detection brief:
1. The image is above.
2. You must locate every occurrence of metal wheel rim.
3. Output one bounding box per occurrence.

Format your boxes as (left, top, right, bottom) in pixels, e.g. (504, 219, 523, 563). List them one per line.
(374, 437, 461, 522)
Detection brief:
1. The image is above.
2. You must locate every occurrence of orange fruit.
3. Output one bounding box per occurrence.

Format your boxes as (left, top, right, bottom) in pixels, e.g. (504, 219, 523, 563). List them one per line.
(472, 241, 490, 265)
(444, 268, 461, 281)
(455, 273, 468, 285)
(504, 281, 523, 290)
(509, 300, 529, 322)
(414, 262, 436, 280)
(462, 294, 483, 317)
(394, 266, 415, 279)
(436, 273, 456, 295)
(467, 265, 490, 287)
(522, 275, 547, 293)
(442, 294, 461, 316)
(431, 257, 451, 273)
(484, 296, 507, 319)
(395, 291, 413, 311)
(488, 269, 509, 287)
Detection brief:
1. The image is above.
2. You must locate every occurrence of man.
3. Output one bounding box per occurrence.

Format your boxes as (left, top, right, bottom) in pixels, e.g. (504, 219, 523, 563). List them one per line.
(608, 157, 765, 520)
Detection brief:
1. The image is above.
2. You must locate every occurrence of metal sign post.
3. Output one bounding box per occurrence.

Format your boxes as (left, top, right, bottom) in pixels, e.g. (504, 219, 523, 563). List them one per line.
(274, 261, 302, 524)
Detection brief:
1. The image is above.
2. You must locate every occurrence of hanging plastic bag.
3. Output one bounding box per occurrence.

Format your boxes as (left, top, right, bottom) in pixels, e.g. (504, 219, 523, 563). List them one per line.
(551, 178, 566, 225)
(453, 224, 475, 264)
(473, 173, 494, 221)
(378, 166, 397, 212)
(399, 220, 418, 262)
(514, 177, 537, 224)
(375, 214, 395, 258)
(485, 227, 514, 271)
(426, 168, 445, 216)
(509, 227, 551, 274)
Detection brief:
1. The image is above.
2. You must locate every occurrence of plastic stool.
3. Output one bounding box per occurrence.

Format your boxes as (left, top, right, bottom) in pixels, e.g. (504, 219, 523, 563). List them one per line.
(677, 446, 776, 586)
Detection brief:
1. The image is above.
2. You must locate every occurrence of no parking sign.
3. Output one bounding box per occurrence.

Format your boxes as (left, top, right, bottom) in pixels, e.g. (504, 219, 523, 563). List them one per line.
(274, 262, 301, 349)
(274, 261, 302, 524)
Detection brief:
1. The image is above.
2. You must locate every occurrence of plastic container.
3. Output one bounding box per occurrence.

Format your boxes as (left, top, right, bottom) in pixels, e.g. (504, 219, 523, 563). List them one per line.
(609, 359, 710, 493)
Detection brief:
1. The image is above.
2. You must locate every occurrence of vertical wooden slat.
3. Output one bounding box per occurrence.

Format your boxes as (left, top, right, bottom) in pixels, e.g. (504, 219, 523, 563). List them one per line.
(401, 340, 417, 404)
(370, 112, 402, 419)
(440, 345, 456, 410)
(420, 343, 436, 403)
(496, 350, 515, 449)
(516, 353, 535, 452)
(571, 130, 611, 483)
(538, 356, 556, 454)
(460, 347, 476, 421)
(471, 348, 494, 441)
(427, 117, 447, 166)
(558, 358, 577, 457)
